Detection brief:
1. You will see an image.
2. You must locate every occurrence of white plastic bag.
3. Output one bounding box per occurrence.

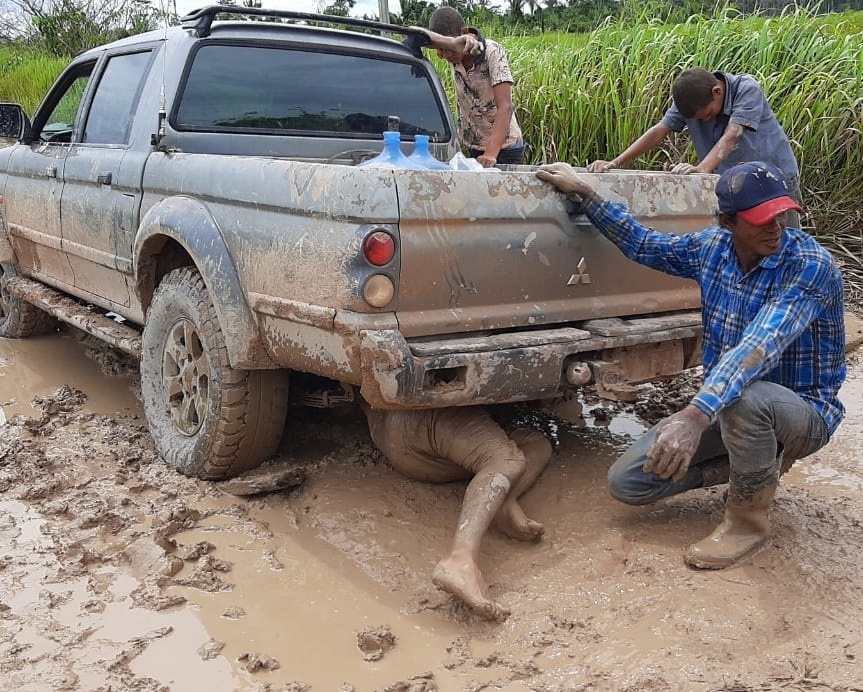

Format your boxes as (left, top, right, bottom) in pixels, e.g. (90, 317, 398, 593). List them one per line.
(448, 152, 501, 172)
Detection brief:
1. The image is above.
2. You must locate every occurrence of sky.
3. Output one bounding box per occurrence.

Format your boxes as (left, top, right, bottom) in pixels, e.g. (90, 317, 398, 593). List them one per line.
(171, 0, 401, 20)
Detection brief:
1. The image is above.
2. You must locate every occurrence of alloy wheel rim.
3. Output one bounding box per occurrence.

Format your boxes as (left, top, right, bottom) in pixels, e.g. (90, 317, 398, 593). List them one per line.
(162, 318, 209, 436)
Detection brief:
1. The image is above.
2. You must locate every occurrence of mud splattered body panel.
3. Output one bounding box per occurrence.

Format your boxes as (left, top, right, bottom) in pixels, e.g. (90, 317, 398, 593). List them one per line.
(394, 169, 710, 336)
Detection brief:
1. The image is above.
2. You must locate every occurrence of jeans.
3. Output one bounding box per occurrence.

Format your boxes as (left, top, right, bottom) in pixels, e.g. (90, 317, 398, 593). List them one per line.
(468, 145, 524, 165)
(607, 381, 829, 505)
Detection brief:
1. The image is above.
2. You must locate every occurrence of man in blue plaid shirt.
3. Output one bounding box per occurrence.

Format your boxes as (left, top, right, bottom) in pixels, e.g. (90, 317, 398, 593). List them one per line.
(536, 160, 846, 569)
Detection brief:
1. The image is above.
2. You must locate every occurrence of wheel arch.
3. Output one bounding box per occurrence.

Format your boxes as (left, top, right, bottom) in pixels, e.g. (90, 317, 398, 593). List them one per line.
(0, 175, 17, 265)
(0, 222, 15, 266)
(134, 196, 275, 369)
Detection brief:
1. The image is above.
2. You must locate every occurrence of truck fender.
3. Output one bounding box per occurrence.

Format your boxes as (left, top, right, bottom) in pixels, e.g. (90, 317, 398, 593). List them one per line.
(0, 209, 14, 265)
(134, 195, 274, 369)
(0, 156, 17, 265)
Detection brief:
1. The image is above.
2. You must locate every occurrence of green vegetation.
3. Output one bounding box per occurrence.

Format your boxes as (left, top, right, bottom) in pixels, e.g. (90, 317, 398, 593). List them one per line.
(0, 47, 68, 113)
(501, 8, 862, 296)
(0, 5, 860, 297)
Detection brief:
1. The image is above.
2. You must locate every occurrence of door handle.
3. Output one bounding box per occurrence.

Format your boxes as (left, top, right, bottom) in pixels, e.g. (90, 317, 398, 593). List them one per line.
(97, 172, 112, 185)
(46, 165, 57, 178)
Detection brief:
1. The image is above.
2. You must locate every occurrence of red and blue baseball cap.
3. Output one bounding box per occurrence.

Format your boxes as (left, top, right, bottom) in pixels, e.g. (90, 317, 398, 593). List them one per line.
(715, 161, 803, 226)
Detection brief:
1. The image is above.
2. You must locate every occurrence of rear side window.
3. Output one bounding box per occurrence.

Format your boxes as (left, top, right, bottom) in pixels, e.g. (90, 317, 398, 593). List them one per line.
(174, 43, 449, 138)
(83, 51, 153, 144)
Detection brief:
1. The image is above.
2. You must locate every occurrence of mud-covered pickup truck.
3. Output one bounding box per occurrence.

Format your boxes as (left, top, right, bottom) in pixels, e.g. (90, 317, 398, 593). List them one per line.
(0, 6, 715, 480)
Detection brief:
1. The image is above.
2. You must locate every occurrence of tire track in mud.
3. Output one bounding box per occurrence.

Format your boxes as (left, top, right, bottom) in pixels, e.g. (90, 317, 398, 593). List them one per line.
(0, 347, 862, 690)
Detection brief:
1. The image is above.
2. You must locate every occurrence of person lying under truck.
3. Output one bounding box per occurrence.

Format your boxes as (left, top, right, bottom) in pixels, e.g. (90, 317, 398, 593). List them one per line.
(361, 403, 552, 620)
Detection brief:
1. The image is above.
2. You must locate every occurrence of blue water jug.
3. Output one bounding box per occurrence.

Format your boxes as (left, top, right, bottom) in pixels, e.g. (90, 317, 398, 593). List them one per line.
(408, 134, 451, 170)
(358, 131, 423, 169)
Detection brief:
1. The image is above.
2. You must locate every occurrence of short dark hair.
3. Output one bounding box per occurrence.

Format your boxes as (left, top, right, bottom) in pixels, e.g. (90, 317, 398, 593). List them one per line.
(718, 211, 737, 227)
(672, 68, 720, 118)
(429, 6, 465, 37)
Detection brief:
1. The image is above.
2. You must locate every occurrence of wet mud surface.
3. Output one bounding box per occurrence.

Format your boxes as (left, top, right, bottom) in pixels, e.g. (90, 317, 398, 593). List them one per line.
(1, 325, 863, 691)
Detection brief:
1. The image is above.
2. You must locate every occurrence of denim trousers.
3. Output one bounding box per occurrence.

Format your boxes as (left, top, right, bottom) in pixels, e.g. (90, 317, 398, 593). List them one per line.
(607, 381, 829, 505)
(468, 146, 524, 165)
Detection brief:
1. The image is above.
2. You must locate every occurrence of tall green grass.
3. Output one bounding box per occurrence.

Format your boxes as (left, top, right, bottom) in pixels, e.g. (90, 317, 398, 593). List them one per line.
(0, 46, 69, 114)
(500, 9, 863, 299)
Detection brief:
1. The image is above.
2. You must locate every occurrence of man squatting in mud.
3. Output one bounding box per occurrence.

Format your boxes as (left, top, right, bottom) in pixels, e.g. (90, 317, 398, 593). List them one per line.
(536, 160, 846, 568)
(361, 403, 552, 620)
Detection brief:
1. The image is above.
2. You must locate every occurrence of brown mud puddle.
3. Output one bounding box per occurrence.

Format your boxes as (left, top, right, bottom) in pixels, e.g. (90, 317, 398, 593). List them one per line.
(1, 327, 862, 691)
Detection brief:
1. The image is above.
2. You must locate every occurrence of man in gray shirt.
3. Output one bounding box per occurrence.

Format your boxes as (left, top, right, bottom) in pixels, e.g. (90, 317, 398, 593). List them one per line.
(588, 68, 800, 222)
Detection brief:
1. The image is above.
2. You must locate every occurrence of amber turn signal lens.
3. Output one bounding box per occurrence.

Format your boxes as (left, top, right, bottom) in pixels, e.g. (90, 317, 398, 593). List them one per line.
(363, 230, 395, 266)
(363, 274, 394, 308)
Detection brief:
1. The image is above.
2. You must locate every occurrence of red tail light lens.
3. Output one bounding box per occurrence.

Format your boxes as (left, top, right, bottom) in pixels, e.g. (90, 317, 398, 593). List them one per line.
(363, 231, 395, 266)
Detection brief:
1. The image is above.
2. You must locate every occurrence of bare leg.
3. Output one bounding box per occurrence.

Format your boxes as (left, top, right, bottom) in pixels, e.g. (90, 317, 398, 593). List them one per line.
(429, 412, 551, 620)
(493, 429, 552, 542)
(431, 466, 515, 621)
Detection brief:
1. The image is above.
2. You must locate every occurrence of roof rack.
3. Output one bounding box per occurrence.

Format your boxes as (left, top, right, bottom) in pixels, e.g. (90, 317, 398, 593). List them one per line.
(180, 5, 428, 46)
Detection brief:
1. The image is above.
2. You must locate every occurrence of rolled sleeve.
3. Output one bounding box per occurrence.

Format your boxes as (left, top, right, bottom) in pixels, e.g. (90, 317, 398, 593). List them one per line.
(727, 76, 765, 131)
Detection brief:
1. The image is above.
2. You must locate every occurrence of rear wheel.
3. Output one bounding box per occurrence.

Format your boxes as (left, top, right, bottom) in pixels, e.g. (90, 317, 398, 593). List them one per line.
(140, 267, 289, 479)
(0, 263, 58, 338)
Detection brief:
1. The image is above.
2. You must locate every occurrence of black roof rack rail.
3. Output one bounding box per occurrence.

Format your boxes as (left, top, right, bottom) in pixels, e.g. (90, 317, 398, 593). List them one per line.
(180, 5, 431, 56)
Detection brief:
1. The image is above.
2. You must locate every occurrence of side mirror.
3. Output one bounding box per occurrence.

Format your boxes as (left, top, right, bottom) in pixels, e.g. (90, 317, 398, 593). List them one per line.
(0, 103, 33, 143)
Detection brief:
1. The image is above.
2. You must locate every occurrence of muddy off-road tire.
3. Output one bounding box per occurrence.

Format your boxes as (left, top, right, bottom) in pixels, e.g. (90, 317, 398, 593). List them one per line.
(0, 263, 58, 338)
(140, 267, 289, 480)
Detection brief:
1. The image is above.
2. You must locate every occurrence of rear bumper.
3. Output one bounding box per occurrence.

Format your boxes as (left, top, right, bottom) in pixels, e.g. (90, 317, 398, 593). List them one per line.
(358, 312, 703, 408)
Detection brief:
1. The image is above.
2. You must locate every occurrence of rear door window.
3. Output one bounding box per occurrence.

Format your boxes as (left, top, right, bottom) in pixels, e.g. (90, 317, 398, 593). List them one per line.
(173, 43, 449, 138)
(83, 50, 153, 144)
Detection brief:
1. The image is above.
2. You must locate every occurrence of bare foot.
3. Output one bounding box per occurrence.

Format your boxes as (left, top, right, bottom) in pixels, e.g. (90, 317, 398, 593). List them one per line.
(494, 499, 545, 542)
(431, 554, 510, 621)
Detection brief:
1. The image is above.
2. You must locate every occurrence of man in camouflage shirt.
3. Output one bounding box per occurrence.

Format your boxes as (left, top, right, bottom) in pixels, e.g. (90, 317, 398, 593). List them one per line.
(422, 6, 525, 167)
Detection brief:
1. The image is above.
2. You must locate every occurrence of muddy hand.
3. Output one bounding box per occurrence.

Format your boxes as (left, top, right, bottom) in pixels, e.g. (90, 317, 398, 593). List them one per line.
(670, 162, 699, 175)
(477, 153, 497, 168)
(536, 163, 595, 199)
(644, 406, 710, 481)
(454, 33, 482, 56)
(587, 159, 617, 173)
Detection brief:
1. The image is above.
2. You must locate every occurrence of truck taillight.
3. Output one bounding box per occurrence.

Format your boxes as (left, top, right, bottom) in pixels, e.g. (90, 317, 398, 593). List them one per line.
(363, 274, 394, 308)
(363, 231, 395, 266)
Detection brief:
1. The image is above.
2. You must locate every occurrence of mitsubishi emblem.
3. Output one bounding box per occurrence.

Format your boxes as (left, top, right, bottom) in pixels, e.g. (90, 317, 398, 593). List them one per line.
(567, 257, 591, 285)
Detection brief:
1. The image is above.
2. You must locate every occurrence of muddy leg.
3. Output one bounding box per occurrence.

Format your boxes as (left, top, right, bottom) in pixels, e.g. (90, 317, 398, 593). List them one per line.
(366, 407, 545, 620)
(432, 464, 517, 621)
(493, 429, 552, 542)
(429, 412, 546, 620)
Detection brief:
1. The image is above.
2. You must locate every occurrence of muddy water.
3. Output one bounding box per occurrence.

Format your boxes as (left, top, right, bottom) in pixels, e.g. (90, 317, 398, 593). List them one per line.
(785, 366, 862, 495)
(0, 333, 511, 688)
(0, 493, 236, 690)
(2, 330, 863, 690)
(167, 510, 464, 689)
(0, 329, 141, 419)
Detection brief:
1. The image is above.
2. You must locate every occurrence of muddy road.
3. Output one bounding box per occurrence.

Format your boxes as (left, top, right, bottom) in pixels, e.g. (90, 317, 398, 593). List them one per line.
(1, 319, 862, 692)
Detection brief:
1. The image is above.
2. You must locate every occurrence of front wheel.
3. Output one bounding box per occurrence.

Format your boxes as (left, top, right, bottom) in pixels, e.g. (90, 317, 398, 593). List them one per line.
(0, 263, 58, 338)
(140, 267, 289, 479)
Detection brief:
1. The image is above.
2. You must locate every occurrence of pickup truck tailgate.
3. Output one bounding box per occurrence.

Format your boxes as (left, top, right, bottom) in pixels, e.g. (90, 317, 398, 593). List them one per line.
(394, 170, 715, 338)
